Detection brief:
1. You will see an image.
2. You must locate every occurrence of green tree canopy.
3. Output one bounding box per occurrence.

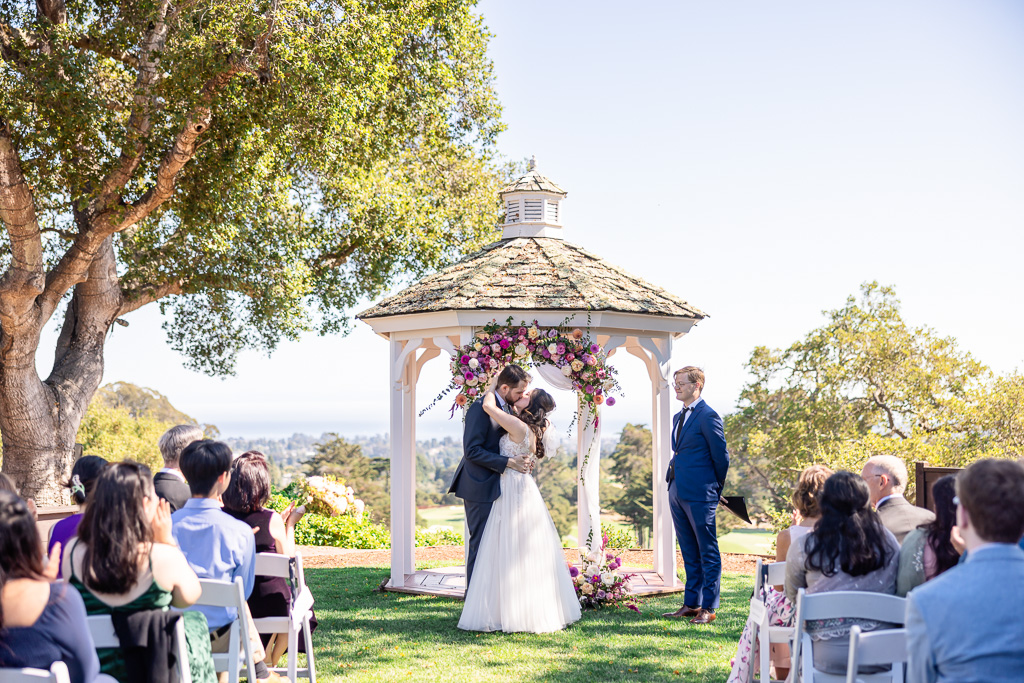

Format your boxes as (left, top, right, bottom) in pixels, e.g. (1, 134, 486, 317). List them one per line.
(0, 0, 506, 501)
(728, 282, 1019, 513)
(605, 423, 653, 546)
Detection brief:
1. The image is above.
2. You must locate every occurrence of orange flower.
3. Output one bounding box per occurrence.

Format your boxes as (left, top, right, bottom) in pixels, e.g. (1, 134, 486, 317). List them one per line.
(455, 394, 468, 406)
(594, 394, 605, 405)
(572, 328, 583, 339)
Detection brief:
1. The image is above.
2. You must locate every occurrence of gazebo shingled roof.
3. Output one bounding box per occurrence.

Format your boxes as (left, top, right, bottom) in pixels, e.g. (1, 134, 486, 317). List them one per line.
(357, 237, 707, 320)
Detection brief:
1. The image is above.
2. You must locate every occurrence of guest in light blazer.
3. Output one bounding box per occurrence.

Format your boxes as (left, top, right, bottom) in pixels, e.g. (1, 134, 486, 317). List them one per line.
(860, 455, 934, 544)
(906, 458, 1024, 683)
(662, 366, 729, 625)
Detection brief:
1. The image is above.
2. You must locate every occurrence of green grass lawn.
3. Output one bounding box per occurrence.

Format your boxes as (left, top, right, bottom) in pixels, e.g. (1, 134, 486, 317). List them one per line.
(303, 565, 750, 682)
(417, 505, 465, 530)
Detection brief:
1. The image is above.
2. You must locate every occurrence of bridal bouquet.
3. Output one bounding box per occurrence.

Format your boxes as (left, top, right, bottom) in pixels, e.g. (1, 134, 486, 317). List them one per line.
(569, 534, 640, 612)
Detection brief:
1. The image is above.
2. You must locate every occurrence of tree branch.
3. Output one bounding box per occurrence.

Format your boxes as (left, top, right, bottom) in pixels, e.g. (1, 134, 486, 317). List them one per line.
(0, 120, 46, 323)
(117, 279, 183, 315)
(869, 379, 908, 439)
(35, 0, 67, 26)
(71, 35, 139, 70)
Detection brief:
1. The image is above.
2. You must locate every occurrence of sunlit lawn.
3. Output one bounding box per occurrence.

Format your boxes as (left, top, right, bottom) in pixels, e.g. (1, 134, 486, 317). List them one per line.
(303, 564, 750, 682)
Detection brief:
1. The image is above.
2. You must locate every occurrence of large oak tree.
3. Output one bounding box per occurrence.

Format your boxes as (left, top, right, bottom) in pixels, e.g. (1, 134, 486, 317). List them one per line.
(0, 0, 506, 501)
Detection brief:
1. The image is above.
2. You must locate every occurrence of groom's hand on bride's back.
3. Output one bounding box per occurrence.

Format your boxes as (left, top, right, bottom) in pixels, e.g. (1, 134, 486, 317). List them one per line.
(507, 452, 532, 473)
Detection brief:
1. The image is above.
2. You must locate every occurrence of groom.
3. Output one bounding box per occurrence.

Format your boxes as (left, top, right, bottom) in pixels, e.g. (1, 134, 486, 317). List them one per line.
(449, 363, 532, 588)
(664, 366, 729, 625)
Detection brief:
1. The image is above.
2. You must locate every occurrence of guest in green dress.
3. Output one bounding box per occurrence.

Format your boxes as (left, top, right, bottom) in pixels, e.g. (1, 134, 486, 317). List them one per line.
(62, 461, 216, 683)
(896, 474, 960, 596)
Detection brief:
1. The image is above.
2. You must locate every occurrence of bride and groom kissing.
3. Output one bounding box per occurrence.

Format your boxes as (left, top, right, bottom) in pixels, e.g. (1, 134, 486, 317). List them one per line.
(448, 364, 582, 633)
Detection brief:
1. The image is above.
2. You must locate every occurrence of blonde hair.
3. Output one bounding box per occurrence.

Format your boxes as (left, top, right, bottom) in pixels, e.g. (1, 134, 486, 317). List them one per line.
(674, 366, 705, 389)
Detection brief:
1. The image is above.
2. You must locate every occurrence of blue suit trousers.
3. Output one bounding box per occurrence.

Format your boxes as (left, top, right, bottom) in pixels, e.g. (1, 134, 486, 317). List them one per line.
(668, 484, 721, 610)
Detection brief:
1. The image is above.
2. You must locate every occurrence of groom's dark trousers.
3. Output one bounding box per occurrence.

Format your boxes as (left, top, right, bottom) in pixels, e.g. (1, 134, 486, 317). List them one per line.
(667, 400, 729, 610)
(449, 399, 508, 588)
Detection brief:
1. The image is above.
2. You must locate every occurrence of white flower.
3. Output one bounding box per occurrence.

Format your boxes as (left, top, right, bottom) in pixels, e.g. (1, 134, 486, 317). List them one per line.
(466, 378, 478, 386)
(548, 343, 558, 354)
(515, 344, 528, 356)
(580, 583, 594, 595)
(474, 342, 482, 351)
(602, 572, 616, 586)
(561, 365, 573, 377)
(587, 550, 602, 563)
(586, 563, 600, 576)
(491, 343, 501, 354)
(468, 358, 479, 369)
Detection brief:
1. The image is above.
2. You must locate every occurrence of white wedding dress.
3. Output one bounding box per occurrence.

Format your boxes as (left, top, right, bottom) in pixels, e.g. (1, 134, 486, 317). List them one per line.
(458, 430, 582, 633)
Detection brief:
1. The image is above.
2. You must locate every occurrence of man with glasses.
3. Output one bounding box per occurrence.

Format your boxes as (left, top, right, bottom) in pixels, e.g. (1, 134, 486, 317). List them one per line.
(860, 454, 934, 544)
(663, 366, 729, 624)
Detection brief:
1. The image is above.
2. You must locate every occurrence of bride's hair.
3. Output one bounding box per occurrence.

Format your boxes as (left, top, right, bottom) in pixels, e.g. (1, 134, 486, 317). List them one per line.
(520, 389, 555, 459)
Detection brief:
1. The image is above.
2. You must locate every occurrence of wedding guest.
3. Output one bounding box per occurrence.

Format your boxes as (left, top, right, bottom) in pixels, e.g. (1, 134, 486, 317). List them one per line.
(663, 366, 730, 625)
(172, 440, 283, 683)
(156, 424, 204, 512)
(860, 455, 934, 543)
(0, 489, 109, 683)
(46, 455, 107, 580)
(222, 451, 315, 666)
(786, 471, 900, 675)
(63, 461, 215, 683)
(897, 475, 959, 596)
(727, 464, 832, 683)
(906, 459, 1024, 682)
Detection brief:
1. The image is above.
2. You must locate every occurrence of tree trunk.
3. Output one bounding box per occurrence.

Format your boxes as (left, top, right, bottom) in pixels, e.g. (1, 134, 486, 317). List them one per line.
(0, 238, 121, 503)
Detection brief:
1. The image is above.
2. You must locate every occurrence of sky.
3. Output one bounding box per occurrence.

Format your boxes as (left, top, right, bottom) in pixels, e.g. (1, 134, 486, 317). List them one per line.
(38, 0, 1024, 440)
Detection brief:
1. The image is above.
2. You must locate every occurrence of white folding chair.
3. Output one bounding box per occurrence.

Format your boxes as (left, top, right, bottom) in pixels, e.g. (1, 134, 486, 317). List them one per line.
(791, 589, 906, 683)
(196, 578, 257, 683)
(86, 613, 192, 683)
(744, 559, 792, 682)
(0, 662, 71, 683)
(845, 626, 907, 683)
(252, 552, 317, 683)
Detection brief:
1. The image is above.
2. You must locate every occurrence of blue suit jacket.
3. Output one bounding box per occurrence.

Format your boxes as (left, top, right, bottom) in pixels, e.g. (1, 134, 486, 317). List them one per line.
(906, 543, 1024, 683)
(671, 400, 729, 502)
(448, 399, 508, 503)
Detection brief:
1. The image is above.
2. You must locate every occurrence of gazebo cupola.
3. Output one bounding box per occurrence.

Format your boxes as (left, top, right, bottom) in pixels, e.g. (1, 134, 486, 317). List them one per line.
(499, 156, 567, 239)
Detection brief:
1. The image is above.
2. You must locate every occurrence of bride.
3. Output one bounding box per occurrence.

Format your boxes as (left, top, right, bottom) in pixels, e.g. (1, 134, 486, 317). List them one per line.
(458, 383, 582, 633)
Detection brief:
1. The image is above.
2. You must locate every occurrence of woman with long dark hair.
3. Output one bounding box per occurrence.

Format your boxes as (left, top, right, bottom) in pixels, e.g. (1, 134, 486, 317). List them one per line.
(0, 490, 108, 683)
(897, 474, 959, 596)
(458, 383, 581, 633)
(785, 470, 901, 674)
(62, 461, 216, 683)
(46, 454, 106, 579)
(223, 451, 313, 667)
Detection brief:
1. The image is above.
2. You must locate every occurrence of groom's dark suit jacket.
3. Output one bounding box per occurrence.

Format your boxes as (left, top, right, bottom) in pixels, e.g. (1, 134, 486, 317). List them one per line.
(449, 399, 508, 502)
(670, 401, 729, 502)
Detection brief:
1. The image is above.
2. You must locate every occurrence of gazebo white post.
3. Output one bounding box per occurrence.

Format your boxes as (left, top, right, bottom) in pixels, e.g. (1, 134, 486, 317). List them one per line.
(577, 398, 601, 554)
(643, 337, 677, 587)
(457, 327, 474, 569)
(389, 337, 421, 589)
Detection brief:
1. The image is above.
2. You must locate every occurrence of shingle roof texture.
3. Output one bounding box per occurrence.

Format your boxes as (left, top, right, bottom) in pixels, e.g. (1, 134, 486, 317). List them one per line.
(499, 170, 567, 196)
(357, 237, 707, 320)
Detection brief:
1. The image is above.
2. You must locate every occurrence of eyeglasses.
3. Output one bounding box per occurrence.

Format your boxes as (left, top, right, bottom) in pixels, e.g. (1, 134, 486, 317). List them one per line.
(673, 381, 695, 389)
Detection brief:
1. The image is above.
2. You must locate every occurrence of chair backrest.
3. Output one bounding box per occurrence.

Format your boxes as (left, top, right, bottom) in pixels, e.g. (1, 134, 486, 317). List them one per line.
(196, 578, 256, 683)
(766, 560, 786, 587)
(86, 613, 191, 683)
(254, 552, 292, 580)
(792, 589, 906, 682)
(753, 558, 765, 597)
(846, 626, 908, 683)
(0, 662, 71, 683)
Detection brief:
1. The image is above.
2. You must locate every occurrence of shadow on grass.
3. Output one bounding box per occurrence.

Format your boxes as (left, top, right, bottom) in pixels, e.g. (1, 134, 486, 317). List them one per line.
(304, 566, 753, 682)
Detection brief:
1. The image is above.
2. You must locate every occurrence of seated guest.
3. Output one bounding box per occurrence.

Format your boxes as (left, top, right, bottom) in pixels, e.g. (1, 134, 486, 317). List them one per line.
(155, 425, 204, 512)
(786, 470, 900, 675)
(727, 464, 832, 683)
(897, 475, 959, 596)
(47, 455, 107, 579)
(0, 490, 111, 683)
(63, 462, 216, 683)
(906, 459, 1024, 682)
(172, 440, 283, 683)
(860, 455, 934, 543)
(222, 451, 314, 667)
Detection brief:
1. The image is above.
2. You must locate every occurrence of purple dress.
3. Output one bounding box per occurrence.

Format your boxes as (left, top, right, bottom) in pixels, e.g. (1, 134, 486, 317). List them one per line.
(46, 513, 82, 579)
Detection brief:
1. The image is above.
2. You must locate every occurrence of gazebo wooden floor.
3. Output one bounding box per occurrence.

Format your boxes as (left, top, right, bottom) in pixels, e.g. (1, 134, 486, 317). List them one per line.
(384, 565, 684, 600)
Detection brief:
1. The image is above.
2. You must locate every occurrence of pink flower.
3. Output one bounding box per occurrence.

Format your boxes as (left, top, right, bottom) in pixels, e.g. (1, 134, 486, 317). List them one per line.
(499, 338, 511, 350)
(590, 343, 601, 353)
(470, 350, 478, 358)
(556, 343, 566, 355)
(467, 387, 478, 397)
(541, 348, 551, 358)
(518, 327, 527, 336)
(566, 353, 575, 362)
(491, 343, 501, 354)
(606, 397, 616, 407)
(480, 345, 491, 355)
(464, 371, 474, 380)
(585, 385, 594, 395)
(596, 369, 607, 379)
(454, 376, 465, 386)
(548, 329, 558, 338)
(460, 354, 471, 364)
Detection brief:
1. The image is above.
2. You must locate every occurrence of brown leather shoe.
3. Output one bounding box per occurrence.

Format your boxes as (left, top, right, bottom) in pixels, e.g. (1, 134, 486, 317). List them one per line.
(690, 609, 717, 624)
(663, 605, 701, 618)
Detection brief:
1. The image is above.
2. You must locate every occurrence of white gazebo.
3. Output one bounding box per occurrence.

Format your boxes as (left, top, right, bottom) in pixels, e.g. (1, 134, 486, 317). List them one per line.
(357, 159, 707, 598)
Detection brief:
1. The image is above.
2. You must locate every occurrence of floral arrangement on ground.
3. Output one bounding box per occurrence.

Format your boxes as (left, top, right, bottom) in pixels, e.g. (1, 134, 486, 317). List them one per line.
(427, 319, 621, 415)
(570, 533, 639, 612)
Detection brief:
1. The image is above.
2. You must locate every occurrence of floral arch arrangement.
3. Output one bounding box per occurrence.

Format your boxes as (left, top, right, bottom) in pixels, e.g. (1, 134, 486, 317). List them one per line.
(425, 318, 621, 416)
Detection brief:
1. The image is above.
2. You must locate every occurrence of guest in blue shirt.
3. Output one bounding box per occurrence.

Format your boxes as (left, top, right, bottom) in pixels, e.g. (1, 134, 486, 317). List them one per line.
(906, 459, 1024, 683)
(172, 440, 283, 683)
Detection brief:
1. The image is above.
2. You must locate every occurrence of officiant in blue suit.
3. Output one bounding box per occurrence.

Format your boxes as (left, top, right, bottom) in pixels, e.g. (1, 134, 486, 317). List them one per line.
(663, 366, 730, 625)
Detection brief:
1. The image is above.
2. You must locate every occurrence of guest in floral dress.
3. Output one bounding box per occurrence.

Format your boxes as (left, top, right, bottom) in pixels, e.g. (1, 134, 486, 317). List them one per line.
(896, 474, 959, 596)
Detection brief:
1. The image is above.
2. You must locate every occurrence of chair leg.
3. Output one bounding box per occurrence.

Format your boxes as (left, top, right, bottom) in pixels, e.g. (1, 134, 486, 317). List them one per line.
(302, 615, 316, 683)
(288, 625, 299, 682)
